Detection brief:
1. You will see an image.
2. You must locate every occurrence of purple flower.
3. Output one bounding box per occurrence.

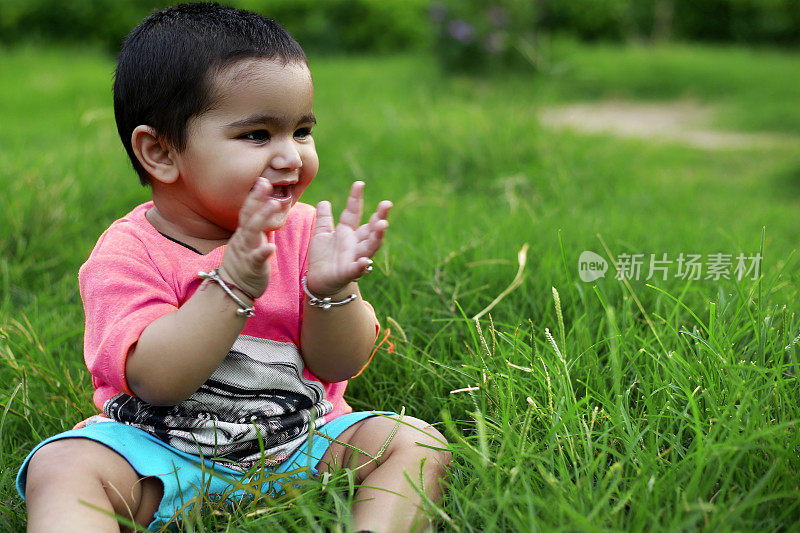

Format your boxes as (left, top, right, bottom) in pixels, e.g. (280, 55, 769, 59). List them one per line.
(447, 19, 476, 44)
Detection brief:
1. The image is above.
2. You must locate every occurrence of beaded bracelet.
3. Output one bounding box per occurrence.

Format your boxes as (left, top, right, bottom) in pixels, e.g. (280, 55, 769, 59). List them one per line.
(302, 274, 357, 310)
(198, 269, 255, 318)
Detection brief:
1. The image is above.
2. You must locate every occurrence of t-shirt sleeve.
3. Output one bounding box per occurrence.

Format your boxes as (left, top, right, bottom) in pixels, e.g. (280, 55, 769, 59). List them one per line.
(362, 298, 381, 340)
(79, 234, 179, 397)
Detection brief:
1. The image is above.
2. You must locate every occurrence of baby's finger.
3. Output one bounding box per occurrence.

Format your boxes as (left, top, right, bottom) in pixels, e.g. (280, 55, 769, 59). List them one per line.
(355, 256, 374, 277)
(356, 220, 388, 259)
(353, 214, 388, 258)
(238, 199, 280, 251)
(339, 257, 370, 282)
(355, 200, 392, 241)
(375, 200, 393, 219)
(252, 242, 276, 263)
(314, 201, 335, 235)
(338, 181, 364, 230)
(238, 178, 271, 228)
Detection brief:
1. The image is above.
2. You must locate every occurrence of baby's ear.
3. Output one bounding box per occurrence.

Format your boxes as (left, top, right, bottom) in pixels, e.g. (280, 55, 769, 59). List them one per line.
(131, 125, 179, 184)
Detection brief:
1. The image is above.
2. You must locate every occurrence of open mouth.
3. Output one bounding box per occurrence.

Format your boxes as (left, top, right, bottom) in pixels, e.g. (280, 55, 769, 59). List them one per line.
(269, 184, 292, 202)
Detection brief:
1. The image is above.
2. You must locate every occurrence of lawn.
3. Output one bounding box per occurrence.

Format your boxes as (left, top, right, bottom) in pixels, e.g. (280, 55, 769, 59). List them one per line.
(1, 39, 799, 531)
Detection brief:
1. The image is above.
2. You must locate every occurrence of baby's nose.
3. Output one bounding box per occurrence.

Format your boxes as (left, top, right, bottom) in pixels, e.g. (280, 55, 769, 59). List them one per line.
(270, 140, 302, 170)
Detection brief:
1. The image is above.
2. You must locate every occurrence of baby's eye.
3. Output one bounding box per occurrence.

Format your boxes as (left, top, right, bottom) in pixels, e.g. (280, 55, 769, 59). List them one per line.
(294, 127, 312, 139)
(241, 130, 270, 143)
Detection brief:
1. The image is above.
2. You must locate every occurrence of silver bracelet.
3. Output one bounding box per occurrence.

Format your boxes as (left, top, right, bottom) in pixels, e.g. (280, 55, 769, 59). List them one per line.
(302, 274, 357, 310)
(198, 269, 255, 318)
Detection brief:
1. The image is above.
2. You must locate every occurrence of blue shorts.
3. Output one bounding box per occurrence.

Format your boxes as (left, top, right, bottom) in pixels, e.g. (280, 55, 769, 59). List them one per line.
(16, 411, 393, 530)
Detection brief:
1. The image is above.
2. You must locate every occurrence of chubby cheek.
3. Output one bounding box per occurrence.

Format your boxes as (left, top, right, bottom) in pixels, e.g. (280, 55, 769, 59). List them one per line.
(294, 147, 319, 202)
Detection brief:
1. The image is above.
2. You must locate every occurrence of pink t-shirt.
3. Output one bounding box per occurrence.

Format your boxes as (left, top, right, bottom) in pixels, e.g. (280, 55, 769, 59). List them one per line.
(78, 201, 379, 470)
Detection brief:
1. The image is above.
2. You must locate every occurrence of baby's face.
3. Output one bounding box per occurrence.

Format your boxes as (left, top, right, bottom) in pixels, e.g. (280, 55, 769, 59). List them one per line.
(171, 57, 318, 235)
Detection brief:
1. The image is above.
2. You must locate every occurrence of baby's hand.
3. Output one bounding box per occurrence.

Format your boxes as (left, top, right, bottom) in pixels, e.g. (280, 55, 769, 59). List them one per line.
(307, 181, 392, 296)
(219, 178, 278, 299)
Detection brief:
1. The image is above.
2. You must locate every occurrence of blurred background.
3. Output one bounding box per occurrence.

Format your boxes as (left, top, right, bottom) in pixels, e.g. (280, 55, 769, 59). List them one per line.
(3, 0, 800, 65)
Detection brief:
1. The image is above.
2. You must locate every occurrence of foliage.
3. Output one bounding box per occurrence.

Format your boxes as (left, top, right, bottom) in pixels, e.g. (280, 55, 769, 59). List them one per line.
(238, 0, 431, 55)
(0, 0, 431, 55)
(427, 0, 800, 75)
(543, 0, 631, 41)
(0, 0, 170, 52)
(673, 0, 800, 45)
(428, 0, 541, 73)
(543, 0, 800, 45)
(2, 0, 800, 57)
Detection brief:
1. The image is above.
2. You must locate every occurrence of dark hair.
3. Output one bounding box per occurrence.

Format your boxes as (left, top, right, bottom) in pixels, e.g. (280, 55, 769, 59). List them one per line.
(114, 2, 307, 185)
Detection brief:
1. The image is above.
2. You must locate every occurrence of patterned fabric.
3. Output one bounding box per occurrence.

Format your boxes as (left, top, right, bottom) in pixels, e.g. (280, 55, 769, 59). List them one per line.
(94, 337, 331, 469)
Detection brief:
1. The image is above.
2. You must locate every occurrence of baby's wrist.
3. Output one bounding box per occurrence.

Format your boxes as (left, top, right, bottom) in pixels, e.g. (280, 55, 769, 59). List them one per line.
(198, 268, 256, 318)
(217, 266, 260, 301)
(217, 261, 267, 299)
(319, 282, 357, 300)
(303, 275, 358, 309)
(305, 276, 356, 299)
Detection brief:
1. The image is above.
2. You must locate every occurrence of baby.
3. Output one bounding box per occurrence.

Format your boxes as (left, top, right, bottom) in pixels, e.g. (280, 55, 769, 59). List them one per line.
(16, 3, 450, 532)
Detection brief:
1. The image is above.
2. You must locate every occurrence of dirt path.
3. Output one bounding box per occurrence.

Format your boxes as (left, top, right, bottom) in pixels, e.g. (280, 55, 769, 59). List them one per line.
(539, 100, 793, 150)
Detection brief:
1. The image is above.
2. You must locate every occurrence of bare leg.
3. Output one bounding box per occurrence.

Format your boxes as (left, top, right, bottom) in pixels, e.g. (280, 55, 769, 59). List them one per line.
(316, 415, 452, 533)
(24, 438, 163, 533)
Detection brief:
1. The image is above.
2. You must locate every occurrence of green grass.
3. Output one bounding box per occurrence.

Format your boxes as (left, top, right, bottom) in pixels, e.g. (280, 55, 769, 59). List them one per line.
(2, 40, 800, 531)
